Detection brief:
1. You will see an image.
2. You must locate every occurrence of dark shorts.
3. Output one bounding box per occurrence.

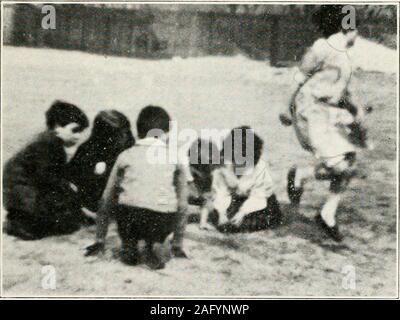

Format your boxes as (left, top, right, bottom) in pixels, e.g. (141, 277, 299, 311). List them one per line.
(114, 205, 179, 244)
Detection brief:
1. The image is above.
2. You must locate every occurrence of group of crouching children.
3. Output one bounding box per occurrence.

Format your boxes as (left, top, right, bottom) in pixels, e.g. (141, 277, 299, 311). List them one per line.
(3, 103, 282, 269)
(3, 5, 372, 270)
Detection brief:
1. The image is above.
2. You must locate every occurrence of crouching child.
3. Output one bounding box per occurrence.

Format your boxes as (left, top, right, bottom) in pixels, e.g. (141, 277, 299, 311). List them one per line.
(85, 106, 187, 269)
(67, 110, 135, 215)
(3, 100, 89, 240)
(176, 138, 222, 231)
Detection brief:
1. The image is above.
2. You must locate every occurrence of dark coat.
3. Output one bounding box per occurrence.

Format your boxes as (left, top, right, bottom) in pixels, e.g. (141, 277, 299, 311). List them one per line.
(3, 131, 78, 217)
(67, 136, 134, 211)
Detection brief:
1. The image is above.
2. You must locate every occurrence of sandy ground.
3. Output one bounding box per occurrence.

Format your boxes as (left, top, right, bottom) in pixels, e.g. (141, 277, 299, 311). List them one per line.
(1, 45, 397, 297)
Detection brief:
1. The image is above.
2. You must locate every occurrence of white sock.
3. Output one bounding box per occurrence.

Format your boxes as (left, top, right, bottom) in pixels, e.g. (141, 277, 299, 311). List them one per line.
(321, 193, 341, 227)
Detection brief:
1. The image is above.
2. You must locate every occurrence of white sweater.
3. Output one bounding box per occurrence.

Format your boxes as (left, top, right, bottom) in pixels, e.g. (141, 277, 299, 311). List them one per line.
(213, 159, 274, 216)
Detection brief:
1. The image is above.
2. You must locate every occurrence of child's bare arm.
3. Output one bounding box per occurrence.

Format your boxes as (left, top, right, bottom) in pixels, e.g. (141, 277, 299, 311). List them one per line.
(298, 39, 326, 78)
(171, 166, 190, 257)
(199, 191, 215, 230)
(85, 158, 122, 256)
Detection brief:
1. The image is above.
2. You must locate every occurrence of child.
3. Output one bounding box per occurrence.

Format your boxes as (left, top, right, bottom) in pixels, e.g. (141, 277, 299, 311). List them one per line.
(176, 138, 222, 231)
(281, 5, 369, 241)
(211, 126, 282, 233)
(85, 106, 187, 269)
(3, 100, 89, 240)
(67, 110, 135, 213)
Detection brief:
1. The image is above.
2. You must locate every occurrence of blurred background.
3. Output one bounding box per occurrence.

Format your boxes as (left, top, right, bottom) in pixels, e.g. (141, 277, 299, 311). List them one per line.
(2, 3, 398, 296)
(3, 3, 397, 66)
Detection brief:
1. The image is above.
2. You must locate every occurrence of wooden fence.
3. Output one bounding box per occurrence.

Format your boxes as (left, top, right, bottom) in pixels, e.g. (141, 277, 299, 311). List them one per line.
(3, 4, 397, 66)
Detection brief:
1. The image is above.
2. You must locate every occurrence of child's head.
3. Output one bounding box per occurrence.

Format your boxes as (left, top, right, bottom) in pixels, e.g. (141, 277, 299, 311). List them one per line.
(222, 126, 263, 176)
(91, 110, 135, 151)
(312, 5, 358, 44)
(136, 105, 171, 140)
(46, 100, 89, 146)
(188, 138, 221, 192)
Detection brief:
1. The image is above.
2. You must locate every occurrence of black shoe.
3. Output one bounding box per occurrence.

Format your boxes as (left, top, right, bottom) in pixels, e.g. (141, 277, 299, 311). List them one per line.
(85, 242, 105, 257)
(120, 248, 140, 266)
(147, 253, 165, 270)
(315, 214, 344, 242)
(287, 167, 303, 206)
(171, 247, 188, 259)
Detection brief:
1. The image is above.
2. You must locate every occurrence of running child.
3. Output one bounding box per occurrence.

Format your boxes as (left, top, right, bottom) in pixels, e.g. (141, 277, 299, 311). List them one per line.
(280, 5, 371, 241)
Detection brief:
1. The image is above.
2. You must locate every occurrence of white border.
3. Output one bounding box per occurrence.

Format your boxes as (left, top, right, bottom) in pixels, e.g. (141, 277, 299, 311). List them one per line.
(0, 0, 399, 299)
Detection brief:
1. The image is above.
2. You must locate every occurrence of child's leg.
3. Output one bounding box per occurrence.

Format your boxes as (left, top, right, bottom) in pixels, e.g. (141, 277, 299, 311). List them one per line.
(199, 192, 216, 231)
(287, 165, 320, 208)
(145, 241, 165, 270)
(266, 194, 283, 228)
(316, 153, 356, 242)
(145, 210, 184, 264)
(115, 206, 140, 265)
(171, 210, 188, 258)
(120, 238, 139, 266)
(288, 159, 339, 207)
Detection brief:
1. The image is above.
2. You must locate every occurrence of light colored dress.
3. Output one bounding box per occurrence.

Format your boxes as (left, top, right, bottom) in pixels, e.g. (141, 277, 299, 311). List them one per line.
(213, 159, 275, 218)
(292, 33, 358, 167)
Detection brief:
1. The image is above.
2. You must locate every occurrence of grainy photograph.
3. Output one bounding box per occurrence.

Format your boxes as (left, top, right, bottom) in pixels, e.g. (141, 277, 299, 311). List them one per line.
(1, 1, 398, 298)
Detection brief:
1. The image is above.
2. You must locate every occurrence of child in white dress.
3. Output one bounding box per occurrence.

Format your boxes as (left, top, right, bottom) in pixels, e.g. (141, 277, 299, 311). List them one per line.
(211, 126, 282, 233)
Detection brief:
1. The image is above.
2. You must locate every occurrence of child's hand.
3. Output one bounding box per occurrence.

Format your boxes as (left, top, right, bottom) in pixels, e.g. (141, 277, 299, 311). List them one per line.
(85, 242, 104, 256)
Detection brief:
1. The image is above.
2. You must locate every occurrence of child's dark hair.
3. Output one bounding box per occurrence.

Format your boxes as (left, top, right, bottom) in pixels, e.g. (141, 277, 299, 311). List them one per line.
(136, 105, 171, 139)
(91, 110, 135, 148)
(312, 5, 358, 38)
(188, 138, 220, 192)
(222, 126, 264, 167)
(46, 100, 89, 131)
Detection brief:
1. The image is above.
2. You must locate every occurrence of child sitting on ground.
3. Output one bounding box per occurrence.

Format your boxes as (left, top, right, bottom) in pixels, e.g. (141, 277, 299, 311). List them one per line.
(210, 126, 282, 233)
(67, 110, 135, 214)
(85, 106, 187, 269)
(3, 100, 89, 240)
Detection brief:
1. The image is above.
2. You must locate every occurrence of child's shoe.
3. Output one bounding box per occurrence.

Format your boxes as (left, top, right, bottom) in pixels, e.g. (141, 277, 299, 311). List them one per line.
(120, 247, 140, 266)
(85, 242, 105, 256)
(147, 252, 165, 270)
(315, 214, 344, 242)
